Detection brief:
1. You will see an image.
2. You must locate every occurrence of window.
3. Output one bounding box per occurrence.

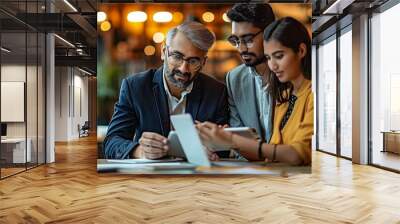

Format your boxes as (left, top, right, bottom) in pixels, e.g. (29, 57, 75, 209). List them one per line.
(0, 1, 47, 179)
(317, 36, 337, 154)
(370, 2, 400, 171)
(339, 28, 352, 158)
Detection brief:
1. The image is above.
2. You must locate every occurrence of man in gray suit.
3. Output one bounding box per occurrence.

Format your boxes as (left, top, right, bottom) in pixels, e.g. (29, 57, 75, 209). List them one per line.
(225, 3, 275, 142)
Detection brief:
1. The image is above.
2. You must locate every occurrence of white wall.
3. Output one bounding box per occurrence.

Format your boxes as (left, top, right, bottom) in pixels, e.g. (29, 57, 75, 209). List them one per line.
(1, 65, 26, 81)
(54, 67, 89, 141)
(1, 65, 33, 138)
(1, 65, 26, 141)
(1, 64, 45, 163)
(73, 72, 89, 138)
(55, 66, 69, 141)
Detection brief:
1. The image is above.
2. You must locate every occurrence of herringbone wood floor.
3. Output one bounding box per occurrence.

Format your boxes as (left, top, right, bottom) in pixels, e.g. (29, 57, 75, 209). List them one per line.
(1, 136, 400, 223)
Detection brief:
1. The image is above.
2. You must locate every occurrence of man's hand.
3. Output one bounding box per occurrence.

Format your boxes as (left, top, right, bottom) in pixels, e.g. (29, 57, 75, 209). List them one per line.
(134, 132, 169, 159)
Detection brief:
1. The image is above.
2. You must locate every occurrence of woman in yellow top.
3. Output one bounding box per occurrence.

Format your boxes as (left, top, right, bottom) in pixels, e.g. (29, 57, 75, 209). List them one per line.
(198, 17, 313, 165)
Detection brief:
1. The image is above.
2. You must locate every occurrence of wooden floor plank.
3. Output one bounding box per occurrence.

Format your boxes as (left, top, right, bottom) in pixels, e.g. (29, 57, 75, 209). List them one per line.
(0, 136, 400, 223)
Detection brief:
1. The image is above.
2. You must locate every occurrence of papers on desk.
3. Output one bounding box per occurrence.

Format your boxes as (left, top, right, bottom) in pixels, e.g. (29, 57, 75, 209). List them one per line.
(197, 167, 283, 175)
(212, 160, 266, 167)
(107, 162, 187, 167)
(106, 158, 184, 164)
(99, 158, 195, 172)
(97, 159, 311, 175)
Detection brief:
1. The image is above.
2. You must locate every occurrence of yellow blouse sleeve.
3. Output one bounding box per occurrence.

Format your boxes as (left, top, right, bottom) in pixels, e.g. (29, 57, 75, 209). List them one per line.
(290, 92, 314, 165)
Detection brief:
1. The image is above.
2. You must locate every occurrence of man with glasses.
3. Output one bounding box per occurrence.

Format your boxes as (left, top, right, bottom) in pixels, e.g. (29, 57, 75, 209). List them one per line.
(225, 3, 275, 143)
(103, 21, 228, 159)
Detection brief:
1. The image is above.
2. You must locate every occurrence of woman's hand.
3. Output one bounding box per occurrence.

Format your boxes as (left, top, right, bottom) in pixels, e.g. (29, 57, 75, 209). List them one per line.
(197, 121, 235, 149)
(204, 146, 219, 161)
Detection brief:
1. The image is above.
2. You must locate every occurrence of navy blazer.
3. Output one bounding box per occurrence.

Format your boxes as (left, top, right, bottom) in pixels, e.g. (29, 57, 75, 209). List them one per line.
(103, 67, 229, 159)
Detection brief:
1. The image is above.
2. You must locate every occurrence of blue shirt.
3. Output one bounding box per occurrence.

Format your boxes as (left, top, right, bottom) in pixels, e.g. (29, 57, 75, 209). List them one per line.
(249, 67, 273, 142)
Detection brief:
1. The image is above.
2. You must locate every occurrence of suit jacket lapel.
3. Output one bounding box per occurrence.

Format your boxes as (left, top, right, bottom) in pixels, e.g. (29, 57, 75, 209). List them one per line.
(186, 76, 202, 120)
(242, 74, 263, 138)
(152, 68, 170, 136)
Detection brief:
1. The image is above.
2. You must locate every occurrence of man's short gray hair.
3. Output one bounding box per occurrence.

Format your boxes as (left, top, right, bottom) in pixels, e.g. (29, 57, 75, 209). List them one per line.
(165, 21, 216, 52)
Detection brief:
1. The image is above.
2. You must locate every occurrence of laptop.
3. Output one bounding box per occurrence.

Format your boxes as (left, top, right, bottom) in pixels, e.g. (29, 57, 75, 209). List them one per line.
(170, 114, 264, 167)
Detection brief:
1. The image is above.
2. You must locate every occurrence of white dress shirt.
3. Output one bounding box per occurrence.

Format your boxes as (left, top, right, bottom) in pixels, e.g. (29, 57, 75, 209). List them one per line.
(162, 73, 193, 116)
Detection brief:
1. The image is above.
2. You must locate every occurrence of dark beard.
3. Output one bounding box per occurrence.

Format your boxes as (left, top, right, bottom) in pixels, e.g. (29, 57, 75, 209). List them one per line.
(166, 68, 193, 89)
(241, 52, 266, 67)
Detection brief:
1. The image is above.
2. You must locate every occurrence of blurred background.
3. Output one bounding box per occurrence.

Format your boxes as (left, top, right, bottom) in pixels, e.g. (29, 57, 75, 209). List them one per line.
(97, 3, 312, 134)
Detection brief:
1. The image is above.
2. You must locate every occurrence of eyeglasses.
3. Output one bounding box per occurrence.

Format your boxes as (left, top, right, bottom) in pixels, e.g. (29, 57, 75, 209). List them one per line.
(166, 46, 203, 71)
(227, 30, 263, 49)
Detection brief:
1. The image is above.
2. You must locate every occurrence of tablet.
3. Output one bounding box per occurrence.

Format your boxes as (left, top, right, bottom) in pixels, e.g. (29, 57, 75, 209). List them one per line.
(170, 114, 212, 167)
(223, 127, 259, 140)
(167, 131, 186, 158)
(168, 130, 230, 155)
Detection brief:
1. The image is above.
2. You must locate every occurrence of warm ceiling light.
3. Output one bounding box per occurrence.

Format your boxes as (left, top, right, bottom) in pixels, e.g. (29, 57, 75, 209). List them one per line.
(202, 12, 214, 23)
(172, 12, 183, 23)
(153, 32, 165, 43)
(97, 11, 107, 23)
(144, 45, 156, 56)
(222, 13, 230, 22)
(63, 0, 78, 12)
(153, 12, 172, 23)
(127, 11, 147, 23)
(100, 21, 111, 32)
(1, 47, 11, 53)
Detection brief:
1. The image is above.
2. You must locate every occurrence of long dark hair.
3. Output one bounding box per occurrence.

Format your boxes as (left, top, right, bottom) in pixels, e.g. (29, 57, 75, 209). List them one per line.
(263, 17, 311, 104)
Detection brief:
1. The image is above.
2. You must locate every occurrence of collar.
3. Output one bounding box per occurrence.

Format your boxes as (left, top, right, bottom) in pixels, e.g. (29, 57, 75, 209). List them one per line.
(249, 66, 269, 90)
(294, 79, 311, 97)
(249, 66, 262, 77)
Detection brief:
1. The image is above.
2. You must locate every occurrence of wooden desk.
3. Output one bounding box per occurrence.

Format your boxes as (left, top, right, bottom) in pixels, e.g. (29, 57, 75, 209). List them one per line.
(3, 136, 400, 223)
(381, 131, 400, 154)
(97, 159, 311, 176)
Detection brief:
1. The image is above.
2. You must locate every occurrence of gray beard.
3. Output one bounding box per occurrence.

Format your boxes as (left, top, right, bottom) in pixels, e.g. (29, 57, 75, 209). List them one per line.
(167, 72, 189, 89)
(163, 60, 192, 89)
